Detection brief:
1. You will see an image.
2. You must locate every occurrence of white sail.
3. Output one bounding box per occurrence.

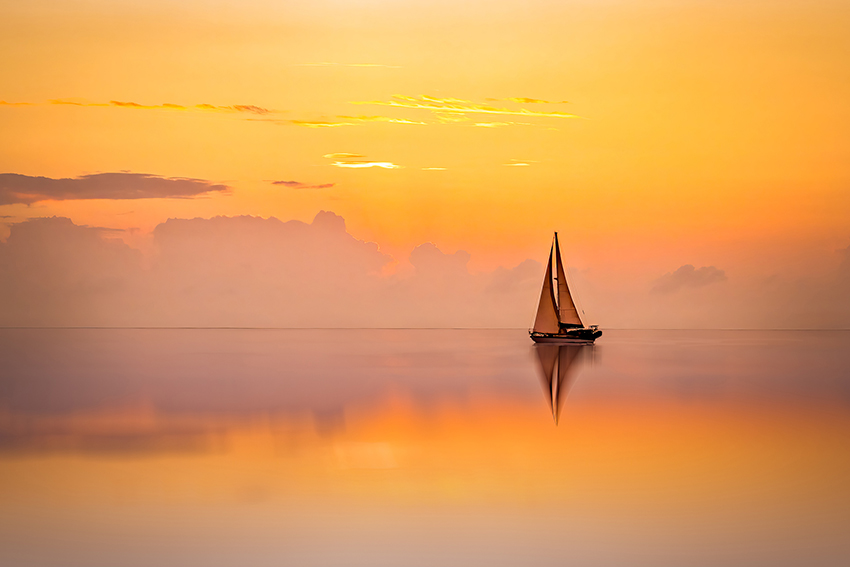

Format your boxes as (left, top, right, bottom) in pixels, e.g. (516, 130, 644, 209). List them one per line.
(554, 233, 584, 327)
(532, 245, 560, 334)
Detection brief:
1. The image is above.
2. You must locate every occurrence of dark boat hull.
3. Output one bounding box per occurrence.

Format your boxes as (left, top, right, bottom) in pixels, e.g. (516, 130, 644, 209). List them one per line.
(530, 328, 602, 344)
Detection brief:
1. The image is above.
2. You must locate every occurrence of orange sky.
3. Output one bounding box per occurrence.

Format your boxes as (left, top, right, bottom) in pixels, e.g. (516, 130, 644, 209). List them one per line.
(1, 0, 849, 327)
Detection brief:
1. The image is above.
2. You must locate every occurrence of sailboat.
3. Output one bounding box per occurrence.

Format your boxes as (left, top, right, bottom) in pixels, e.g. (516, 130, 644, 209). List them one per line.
(530, 232, 602, 344)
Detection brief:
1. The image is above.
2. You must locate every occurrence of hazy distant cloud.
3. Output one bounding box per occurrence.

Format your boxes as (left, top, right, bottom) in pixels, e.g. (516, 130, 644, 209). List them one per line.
(651, 265, 727, 294)
(422, 167, 447, 171)
(352, 95, 579, 119)
(271, 180, 335, 189)
(0, 173, 229, 205)
(502, 159, 538, 167)
(0, 100, 34, 107)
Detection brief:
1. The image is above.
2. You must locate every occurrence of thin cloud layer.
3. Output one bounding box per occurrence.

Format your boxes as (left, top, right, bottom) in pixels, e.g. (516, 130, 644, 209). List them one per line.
(271, 180, 335, 189)
(338, 115, 427, 125)
(474, 122, 530, 128)
(48, 99, 274, 115)
(331, 162, 401, 169)
(651, 265, 728, 294)
(290, 120, 357, 128)
(351, 95, 579, 119)
(0, 173, 229, 205)
(290, 115, 426, 128)
(324, 153, 365, 160)
(324, 153, 401, 169)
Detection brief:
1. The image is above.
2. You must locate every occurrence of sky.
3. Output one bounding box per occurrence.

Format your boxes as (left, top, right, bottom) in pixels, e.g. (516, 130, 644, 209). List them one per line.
(1, 0, 848, 328)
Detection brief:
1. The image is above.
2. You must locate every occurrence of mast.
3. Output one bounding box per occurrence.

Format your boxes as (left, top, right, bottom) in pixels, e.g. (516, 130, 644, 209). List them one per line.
(553, 232, 584, 327)
(532, 242, 560, 334)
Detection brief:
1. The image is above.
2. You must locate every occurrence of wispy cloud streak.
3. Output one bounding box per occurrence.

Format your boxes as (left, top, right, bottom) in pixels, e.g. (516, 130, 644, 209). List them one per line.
(323, 153, 401, 169)
(331, 162, 401, 169)
(40, 99, 276, 115)
(271, 180, 335, 189)
(351, 95, 579, 119)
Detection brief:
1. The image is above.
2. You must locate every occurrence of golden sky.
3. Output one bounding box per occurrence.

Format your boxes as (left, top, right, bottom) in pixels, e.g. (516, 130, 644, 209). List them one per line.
(1, 0, 849, 327)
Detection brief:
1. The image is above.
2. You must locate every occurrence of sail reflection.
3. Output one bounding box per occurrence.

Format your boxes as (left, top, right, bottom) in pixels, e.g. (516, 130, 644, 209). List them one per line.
(533, 344, 587, 424)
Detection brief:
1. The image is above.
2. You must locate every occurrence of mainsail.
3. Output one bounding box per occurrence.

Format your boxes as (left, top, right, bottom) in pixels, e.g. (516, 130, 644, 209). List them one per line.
(532, 233, 584, 333)
(554, 233, 584, 327)
(532, 245, 561, 334)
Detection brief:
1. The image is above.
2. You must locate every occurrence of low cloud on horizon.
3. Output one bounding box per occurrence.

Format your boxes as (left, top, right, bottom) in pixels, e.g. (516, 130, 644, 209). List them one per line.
(651, 264, 728, 294)
(0, 213, 847, 329)
(0, 213, 541, 328)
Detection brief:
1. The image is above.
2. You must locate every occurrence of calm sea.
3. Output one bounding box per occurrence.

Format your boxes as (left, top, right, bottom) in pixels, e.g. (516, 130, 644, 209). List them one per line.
(1, 329, 849, 566)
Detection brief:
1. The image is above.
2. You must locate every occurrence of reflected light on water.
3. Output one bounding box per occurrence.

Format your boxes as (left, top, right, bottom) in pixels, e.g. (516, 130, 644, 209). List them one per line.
(0, 329, 849, 566)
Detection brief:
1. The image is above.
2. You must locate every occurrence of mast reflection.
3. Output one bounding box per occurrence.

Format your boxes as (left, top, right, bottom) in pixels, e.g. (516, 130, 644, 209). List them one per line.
(533, 344, 587, 424)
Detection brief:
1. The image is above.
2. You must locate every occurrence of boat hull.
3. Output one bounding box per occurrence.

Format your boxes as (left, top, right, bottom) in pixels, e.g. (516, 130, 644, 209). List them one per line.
(530, 329, 602, 344)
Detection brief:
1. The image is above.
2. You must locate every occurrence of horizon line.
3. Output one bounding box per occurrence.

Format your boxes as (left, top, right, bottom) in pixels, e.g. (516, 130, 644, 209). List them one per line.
(1, 327, 848, 331)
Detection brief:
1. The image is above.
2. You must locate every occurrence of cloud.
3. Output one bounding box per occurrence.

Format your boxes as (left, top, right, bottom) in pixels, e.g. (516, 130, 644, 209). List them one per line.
(502, 159, 538, 166)
(0, 214, 540, 328)
(330, 162, 401, 169)
(0, 172, 229, 205)
(271, 180, 335, 189)
(338, 115, 427, 125)
(195, 103, 272, 115)
(651, 265, 728, 294)
(351, 95, 579, 119)
(3, 214, 846, 330)
(324, 153, 365, 160)
(45, 99, 275, 115)
(290, 120, 358, 128)
(476, 122, 533, 128)
(290, 115, 426, 128)
(422, 167, 447, 171)
(324, 153, 401, 169)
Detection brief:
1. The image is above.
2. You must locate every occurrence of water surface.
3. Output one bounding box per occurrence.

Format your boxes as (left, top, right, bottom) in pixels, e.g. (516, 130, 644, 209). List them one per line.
(1, 329, 848, 566)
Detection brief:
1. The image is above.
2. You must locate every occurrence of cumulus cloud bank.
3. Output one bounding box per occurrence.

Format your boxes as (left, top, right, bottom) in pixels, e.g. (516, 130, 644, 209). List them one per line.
(0, 173, 229, 205)
(0, 213, 539, 328)
(1, 215, 847, 329)
(651, 265, 727, 294)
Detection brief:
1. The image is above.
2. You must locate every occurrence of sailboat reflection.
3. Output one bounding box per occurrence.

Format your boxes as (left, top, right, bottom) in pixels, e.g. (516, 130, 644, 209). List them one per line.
(533, 344, 588, 424)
